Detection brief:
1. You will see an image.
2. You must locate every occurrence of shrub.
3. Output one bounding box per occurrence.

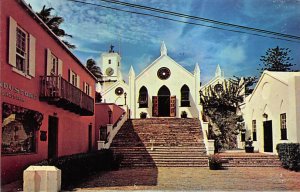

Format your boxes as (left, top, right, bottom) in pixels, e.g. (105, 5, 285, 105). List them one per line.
(34, 149, 120, 188)
(181, 111, 187, 118)
(208, 154, 223, 170)
(245, 137, 253, 147)
(276, 143, 300, 171)
(140, 112, 147, 119)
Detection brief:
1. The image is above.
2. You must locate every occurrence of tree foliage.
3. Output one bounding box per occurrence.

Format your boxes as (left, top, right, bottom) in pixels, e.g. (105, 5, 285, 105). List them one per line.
(200, 80, 245, 151)
(86, 58, 102, 79)
(232, 76, 258, 96)
(36, 5, 76, 49)
(258, 46, 295, 73)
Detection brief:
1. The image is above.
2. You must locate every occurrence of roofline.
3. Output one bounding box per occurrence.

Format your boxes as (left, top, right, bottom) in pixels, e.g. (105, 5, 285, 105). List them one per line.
(248, 71, 289, 102)
(136, 54, 194, 79)
(200, 75, 225, 90)
(101, 80, 129, 95)
(17, 0, 98, 81)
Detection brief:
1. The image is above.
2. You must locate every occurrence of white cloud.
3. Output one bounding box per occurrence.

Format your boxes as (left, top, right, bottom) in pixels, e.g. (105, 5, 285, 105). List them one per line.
(218, 45, 246, 65)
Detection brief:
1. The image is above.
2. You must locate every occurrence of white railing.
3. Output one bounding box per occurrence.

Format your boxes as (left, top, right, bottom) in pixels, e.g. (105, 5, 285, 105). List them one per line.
(201, 120, 215, 155)
(97, 111, 128, 150)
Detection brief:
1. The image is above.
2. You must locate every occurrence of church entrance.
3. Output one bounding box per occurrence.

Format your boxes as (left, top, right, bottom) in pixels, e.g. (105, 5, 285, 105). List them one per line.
(152, 85, 176, 117)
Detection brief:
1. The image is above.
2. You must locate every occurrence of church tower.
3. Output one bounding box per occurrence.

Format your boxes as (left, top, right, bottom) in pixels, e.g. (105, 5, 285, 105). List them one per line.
(101, 45, 122, 84)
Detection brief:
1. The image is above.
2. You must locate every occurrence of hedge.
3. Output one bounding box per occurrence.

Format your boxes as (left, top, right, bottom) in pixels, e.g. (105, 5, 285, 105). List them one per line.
(34, 149, 123, 188)
(276, 143, 300, 171)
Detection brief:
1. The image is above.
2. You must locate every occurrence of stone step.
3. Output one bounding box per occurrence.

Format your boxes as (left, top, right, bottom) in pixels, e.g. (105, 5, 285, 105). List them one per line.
(120, 162, 208, 167)
(111, 118, 206, 168)
(111, 147, 207, 151)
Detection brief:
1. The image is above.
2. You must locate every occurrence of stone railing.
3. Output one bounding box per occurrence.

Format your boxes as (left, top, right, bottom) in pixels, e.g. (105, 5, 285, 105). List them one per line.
(97, 111, 127, 149)
(201, 120, 215, 155)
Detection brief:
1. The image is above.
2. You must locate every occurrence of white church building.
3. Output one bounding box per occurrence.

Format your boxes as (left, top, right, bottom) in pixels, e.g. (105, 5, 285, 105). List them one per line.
(100, 42, 202, 119)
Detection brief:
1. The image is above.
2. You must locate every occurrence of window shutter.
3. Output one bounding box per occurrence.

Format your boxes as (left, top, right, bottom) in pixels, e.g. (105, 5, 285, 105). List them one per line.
(8, 17, 17, 67)
(46, 48, 52, 75)
(58, 59, 63, 76)
(77, 75, 80, 89)
(89, 84, 92, 96)
(28, 34, 36, 77)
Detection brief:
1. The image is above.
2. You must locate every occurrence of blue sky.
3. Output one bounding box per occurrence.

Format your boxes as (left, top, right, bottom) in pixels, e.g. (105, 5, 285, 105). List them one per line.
(25, 0, 300, 83)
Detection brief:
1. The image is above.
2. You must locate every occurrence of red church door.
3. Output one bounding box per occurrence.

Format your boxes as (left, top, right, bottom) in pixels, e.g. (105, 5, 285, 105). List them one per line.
(170, 96, 176, 117)
(152, 96, 158, 117)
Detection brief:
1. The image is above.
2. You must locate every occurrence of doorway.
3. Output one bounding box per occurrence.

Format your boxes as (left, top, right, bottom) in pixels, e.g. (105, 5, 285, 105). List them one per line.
(48, 116, 58, 159)
(158, 86, 170, 117)
(88, 124, 92, 152)
(263, 120, 273, 152)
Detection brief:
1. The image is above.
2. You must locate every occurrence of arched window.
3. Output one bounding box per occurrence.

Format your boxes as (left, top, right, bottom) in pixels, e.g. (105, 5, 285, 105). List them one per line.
(139, 86, 148, 108)
(181, 85, 190, 107)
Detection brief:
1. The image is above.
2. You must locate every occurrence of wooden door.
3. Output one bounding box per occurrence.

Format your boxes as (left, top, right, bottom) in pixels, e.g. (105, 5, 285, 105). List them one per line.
(88, 124, 92, 152)
(152, 96, 158, 117)
(48, 116, 58, 159)
(263, 121, 273, 152)
(170, 96, 176, 117)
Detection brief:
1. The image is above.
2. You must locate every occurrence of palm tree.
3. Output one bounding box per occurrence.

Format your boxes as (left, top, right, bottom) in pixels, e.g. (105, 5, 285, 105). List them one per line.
(36, 5, 76, 49)
(86, 58, 102, 79)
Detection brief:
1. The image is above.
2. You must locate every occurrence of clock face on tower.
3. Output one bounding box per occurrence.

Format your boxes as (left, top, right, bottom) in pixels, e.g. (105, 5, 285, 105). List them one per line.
(157, 67, 171, 80)
(106, 67, 114, 76)
(115, 87, 124, 95)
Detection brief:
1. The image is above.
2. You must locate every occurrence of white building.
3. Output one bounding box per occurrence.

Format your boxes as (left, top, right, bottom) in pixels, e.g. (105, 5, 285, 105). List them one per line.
(100, 42, 202, 119)
(243, 71, 300, 153)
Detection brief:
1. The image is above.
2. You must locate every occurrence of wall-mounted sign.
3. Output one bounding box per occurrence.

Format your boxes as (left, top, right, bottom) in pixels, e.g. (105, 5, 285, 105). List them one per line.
(40, 131, 47, 141)
(0, 82, 38, 102)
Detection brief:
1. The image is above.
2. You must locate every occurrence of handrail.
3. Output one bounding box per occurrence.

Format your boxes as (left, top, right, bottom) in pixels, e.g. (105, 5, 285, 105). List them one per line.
(113, 112, 126, 128)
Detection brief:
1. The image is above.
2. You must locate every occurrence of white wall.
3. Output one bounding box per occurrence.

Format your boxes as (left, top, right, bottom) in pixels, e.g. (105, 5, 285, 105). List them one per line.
(135, 56, 200, 118)
(244, 72, 300, 154)
(101, 81, 129, 106)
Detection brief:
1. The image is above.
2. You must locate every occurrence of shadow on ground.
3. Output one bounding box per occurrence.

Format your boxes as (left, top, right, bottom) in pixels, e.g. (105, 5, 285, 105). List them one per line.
(71, 120, 158, 189)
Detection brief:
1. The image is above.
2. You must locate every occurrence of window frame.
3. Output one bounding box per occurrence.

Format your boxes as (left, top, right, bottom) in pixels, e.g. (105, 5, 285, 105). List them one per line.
(15, 26, 28, 74)
(280, 113, 287, 140)
(252, 120, 257, 141)
(50, 53, 58, 75)
(138, 86, 148, 108)
(85, 82, 90, 96)
(180, 85, 190, 107)
(71, 72, 78, 87)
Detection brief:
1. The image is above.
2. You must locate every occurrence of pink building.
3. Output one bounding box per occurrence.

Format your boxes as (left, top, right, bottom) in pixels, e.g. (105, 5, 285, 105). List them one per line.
(1, 0, 97, 184)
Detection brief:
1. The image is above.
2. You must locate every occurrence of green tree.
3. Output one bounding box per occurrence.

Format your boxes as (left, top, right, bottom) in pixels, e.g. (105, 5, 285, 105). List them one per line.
(232, 76, 258, 96)
(200, 79, 245, 151)
(258, 46, 295, 73)
(86, 58, 102, 79)
(36, 5, 76, 49)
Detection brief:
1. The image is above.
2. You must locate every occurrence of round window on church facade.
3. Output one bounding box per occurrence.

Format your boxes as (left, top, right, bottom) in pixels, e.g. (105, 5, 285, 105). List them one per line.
(115, 87, 124, 95)
(157, 67, 171, 80)
(214, 83, 223, 92)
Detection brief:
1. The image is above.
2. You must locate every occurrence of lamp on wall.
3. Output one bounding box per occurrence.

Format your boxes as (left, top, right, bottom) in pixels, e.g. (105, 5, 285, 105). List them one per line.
(124, 92, 127, 105)
(262, 113, 268, 120)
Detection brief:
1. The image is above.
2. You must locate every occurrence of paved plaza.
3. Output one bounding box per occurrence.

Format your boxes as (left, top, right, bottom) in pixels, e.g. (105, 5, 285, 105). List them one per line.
(73, 167, 300, 191)
(2, 167, 300, 191)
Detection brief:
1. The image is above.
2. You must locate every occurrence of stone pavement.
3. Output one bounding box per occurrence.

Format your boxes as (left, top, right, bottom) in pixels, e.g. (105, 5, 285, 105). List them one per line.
(73, 167, 300, 191)
(2, 167, 300, 191)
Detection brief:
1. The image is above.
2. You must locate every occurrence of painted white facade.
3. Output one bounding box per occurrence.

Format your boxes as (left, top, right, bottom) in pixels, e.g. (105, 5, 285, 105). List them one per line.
(243, 71, 300, 154)
(100, 42, 202, 119)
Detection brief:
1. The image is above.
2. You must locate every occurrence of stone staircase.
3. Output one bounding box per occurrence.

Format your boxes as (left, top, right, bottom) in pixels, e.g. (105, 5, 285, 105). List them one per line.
(219, 152, 282, 167)
(110, 118, 208, 167)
